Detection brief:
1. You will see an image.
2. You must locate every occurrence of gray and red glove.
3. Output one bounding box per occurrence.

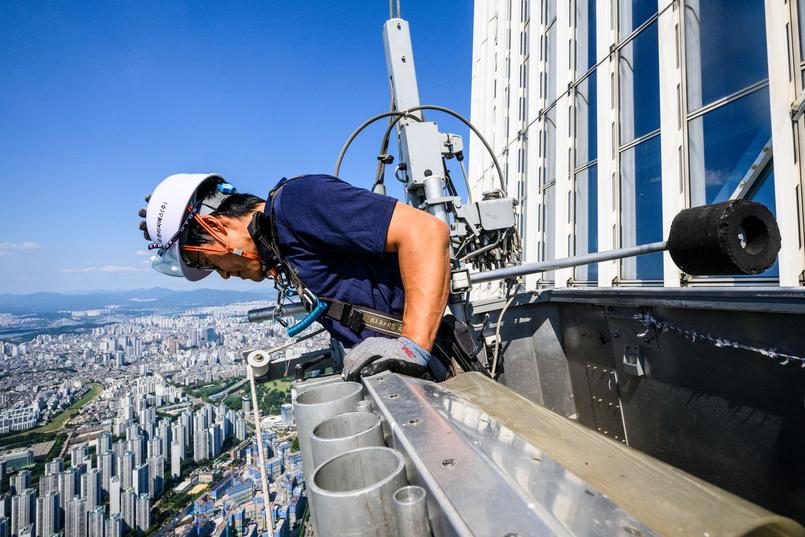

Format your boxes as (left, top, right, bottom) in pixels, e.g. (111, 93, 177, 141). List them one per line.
(341, 336, 431, 381)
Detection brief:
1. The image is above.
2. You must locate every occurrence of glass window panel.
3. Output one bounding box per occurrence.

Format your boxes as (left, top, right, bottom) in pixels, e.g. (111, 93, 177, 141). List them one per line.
(688, 87, 772, 206)
(619, 22, 660, 145)
(799, 0, 805, 59)
(620, 135, 663, 280)
(744, 165, 778, 277)
(574, 164, 598, 282)
(688, 87, 776, 279)
(546, 21, 557, 104)
(575, 71, 598, 167)
(619, 0, 656, 39)
(684, 0, 768, 111)
(576, 0, 597, 76)
(542, 108, 557, 281)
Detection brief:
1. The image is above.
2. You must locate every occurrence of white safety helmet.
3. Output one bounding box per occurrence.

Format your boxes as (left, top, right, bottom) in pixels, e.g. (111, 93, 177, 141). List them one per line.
(141, 173, 233, 281)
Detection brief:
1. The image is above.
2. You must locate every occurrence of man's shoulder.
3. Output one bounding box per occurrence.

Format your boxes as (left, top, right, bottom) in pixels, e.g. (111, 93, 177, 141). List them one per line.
(275, 174, 359, 207)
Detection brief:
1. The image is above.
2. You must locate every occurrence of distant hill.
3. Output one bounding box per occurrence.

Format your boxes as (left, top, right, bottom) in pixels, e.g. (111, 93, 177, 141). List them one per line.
(0, 288, 275, 314)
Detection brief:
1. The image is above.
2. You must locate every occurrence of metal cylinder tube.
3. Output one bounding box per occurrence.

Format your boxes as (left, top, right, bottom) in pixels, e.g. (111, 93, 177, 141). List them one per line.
(354, 399, 373, 413)
(310, 447, 408, 537)
(423, 175, 449, 224)
(293, 382, 363, 477)
(393, 485, 431, 537)
(309, 411, 384, 468)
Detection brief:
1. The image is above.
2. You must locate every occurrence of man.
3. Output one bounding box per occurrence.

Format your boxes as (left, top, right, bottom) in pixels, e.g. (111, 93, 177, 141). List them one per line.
(139, 173, 450, 380)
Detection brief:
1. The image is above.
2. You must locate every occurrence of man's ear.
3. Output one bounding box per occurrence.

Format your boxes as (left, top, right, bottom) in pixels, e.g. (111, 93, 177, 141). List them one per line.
(199, 215, 228, 236)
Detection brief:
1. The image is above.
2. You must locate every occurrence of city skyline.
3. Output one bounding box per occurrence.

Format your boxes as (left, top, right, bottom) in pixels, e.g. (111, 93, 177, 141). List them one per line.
(0, 300, 317, 537)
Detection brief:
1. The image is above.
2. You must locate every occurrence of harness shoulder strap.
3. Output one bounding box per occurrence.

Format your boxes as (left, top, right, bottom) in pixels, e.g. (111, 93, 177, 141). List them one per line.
(266, 177, 306, 291)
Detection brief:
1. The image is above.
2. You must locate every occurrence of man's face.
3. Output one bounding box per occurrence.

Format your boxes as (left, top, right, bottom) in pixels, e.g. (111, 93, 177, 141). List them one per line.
(190, 249, 266, 282)
(184, 215, 266, 282)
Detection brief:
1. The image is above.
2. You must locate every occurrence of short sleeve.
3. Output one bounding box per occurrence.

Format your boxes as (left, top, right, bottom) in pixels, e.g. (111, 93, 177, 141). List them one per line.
(275, 175, 398, 256)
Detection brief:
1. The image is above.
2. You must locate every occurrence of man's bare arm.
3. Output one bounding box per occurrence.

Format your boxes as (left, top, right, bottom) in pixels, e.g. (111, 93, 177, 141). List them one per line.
(385, 202, 450, 351)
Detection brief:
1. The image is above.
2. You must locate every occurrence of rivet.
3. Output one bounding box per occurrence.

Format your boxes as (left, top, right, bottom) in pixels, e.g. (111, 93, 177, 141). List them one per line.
(407, 418, 420, 425)
(441, 458, 456, 468)
(388, 393, 400, 399)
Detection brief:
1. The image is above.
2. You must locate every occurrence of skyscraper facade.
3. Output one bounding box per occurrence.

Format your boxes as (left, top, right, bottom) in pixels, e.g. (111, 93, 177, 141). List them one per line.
(135, 495, 150, 534)
(86, 506, 104, 537)
(120, 490, 135, 534)
(64, 497, 87, 537)
(104, 513, 121, 537)
(35, 491, 60, 537)
(468, 0, 805, 289)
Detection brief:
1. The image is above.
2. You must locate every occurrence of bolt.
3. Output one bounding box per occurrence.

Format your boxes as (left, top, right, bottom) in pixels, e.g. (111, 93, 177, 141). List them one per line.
(388, 393, 400, 399)
(441, 458, 457, 468)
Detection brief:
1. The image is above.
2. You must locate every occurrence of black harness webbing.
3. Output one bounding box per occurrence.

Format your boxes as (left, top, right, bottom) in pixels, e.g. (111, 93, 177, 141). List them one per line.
(323, 299, 403, 337)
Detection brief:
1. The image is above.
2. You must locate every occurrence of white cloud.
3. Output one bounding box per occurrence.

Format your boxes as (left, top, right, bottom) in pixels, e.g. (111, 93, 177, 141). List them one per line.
(0, 241, 41, 255)
(62, 265, 144, 274)
(135, 250, 151, 256)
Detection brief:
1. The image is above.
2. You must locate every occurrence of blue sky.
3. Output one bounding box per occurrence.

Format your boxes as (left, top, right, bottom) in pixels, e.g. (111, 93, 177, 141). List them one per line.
(0, 1, 473, 293)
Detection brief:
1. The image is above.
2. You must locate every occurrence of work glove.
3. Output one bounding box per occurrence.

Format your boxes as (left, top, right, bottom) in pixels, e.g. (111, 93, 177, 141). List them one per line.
(342, 336, 431, 381)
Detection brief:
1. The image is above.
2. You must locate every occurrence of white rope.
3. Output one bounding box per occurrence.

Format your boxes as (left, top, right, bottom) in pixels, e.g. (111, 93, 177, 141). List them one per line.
(248, 366, 275, 534)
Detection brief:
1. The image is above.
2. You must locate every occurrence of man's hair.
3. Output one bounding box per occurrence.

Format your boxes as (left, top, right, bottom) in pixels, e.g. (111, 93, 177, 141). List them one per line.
(185, 192, 265, 247)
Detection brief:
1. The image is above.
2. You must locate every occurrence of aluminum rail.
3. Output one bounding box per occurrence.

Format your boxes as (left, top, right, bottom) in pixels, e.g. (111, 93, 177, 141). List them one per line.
(469, 241, 667, 284)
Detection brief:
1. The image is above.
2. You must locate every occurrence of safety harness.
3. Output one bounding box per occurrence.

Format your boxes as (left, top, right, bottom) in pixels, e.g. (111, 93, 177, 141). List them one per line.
(248, 177, 403, 338)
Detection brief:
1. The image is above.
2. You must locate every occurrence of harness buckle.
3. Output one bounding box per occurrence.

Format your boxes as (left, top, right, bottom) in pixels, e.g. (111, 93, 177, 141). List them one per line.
(336, 303, 364, 334)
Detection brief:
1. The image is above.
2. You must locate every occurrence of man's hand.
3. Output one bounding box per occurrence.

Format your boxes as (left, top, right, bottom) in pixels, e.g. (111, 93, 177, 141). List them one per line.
(342, 337, 431, 381)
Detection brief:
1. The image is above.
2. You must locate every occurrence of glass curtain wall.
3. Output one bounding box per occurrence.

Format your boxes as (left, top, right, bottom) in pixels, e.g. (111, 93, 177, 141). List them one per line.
(535, 0, 557, 283)
(798, 0, 805, 83)
(684, 0, 776, 279)
(618, 0, 663, 281)
(515, 0, 531, 237)
(572, 0, 598, 283)
(539, 106, 557, 282)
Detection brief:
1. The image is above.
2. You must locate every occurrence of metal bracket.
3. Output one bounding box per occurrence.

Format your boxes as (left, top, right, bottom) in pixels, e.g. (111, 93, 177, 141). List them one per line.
(791, 87, 805, 121)
(622, 345, 645, 377)
(450, 269, 471, 294)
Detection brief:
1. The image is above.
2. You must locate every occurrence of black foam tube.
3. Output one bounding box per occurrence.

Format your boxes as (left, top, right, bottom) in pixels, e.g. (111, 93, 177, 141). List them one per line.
(668, 200, 781, 276)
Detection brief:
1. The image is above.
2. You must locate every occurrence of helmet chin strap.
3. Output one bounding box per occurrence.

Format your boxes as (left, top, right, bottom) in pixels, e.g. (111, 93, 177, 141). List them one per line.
(182, 213, 262, 262)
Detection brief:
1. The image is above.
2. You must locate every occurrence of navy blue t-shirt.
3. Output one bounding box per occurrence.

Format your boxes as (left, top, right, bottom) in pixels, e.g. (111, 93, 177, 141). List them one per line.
(269, 174, 405, 347)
